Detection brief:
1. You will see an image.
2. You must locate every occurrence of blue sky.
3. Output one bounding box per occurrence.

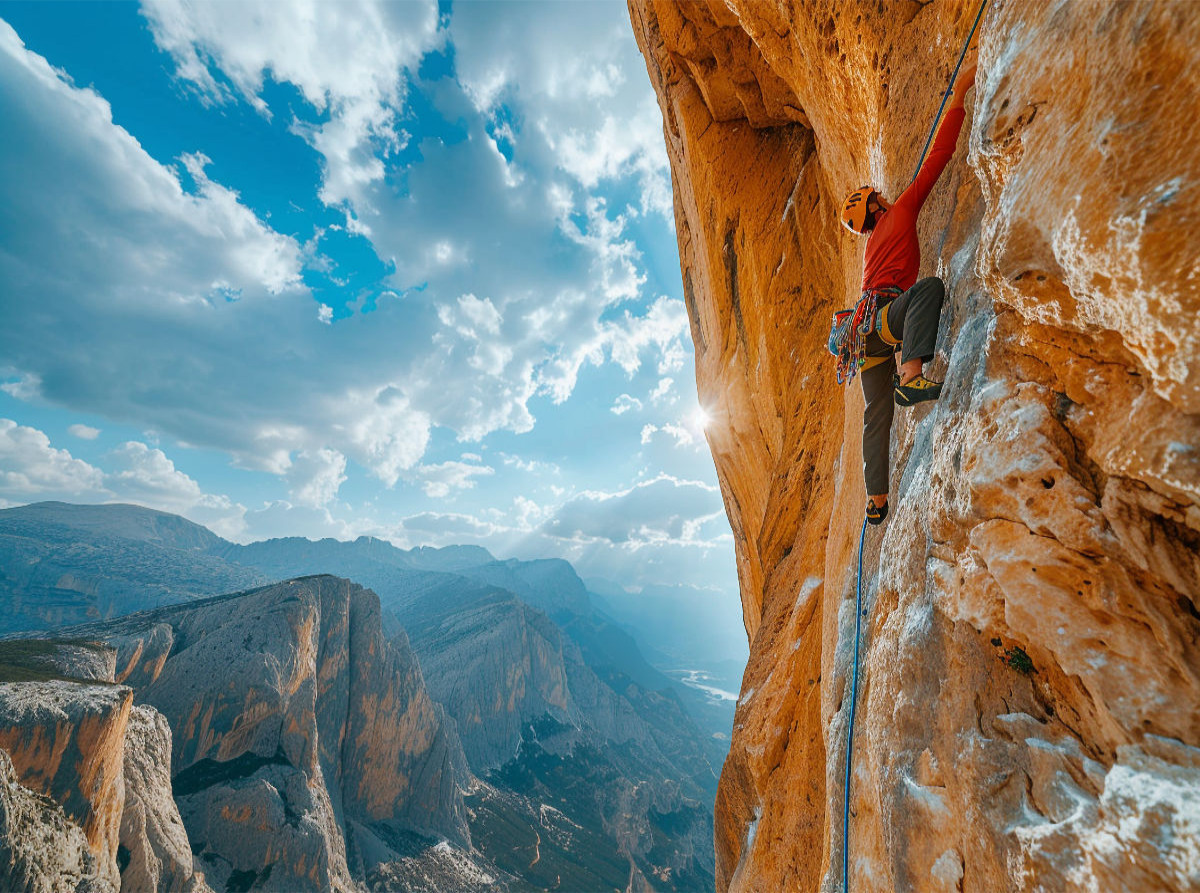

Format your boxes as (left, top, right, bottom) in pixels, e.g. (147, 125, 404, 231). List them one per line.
(0, 1, 744, 657)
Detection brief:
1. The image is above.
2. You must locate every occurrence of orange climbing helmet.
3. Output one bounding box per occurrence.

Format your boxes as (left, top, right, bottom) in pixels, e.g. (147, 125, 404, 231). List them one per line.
(840, 186, 879, 234)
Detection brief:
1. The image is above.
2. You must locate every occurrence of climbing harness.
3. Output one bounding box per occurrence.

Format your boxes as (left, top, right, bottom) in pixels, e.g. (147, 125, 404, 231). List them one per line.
(828, 293, 876, 385)
(839, 3, 987, 890)
(827, 287, 901, 385)
(841, 518, 869, 891)
(911, 0, 989, 183)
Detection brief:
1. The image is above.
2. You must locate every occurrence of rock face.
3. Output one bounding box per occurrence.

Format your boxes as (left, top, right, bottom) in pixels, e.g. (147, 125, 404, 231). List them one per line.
(629, 1, 1200, 891)
(120, 705, 210, 893)
(72, 576, 471, 891)
(0, 680, 132, 890)
(0, 747, 113, 893)
(0, 642, 211, 893)
(383, 572, 718, 890)
(225, 526, 724, 888)
(1, 506, 725, 889)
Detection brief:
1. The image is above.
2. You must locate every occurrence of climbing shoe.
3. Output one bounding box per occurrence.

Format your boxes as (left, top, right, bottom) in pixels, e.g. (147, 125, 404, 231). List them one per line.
(866, 498, 888, 525)
(894, 374, 943, 407)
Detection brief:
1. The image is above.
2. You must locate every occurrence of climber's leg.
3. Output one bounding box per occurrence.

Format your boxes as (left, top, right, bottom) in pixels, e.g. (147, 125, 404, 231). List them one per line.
(885, 277, 945, 381)
(861, 360, 894, 517)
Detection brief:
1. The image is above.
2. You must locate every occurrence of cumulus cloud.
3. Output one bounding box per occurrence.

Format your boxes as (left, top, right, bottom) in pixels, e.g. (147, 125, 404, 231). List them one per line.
(284, 448, 347, 507)
(499, 454, 561, 476)
(449, 0, 671, 217)
(68, 424, 101, 440)
(239, 500, 361, 543)
(103, 441, 247, 538)
(141, 0, 441, 221)
(650, 377, 675, 404)
(0, 24, 303, 306)
(412, 459, 495, 499)
(0, 419, 106, 498)
(541, 474, 724, 546)
(641, 422, 696, 448)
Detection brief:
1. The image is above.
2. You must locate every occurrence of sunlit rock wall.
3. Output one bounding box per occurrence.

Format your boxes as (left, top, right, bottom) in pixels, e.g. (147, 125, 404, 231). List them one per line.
(96, 576, 471, 891)
(629, 0, 1200, 890)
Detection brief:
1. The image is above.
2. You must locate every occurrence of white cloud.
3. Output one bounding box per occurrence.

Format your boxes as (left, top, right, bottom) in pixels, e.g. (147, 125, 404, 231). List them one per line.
(449, 0, 671, 218)
(103, 441, 203, 509)
(0, 23, 304, 313)
(413, 460, 494, 499)
(541, 474, 723, 546)
(611, 394, 642, 416)
(285, 448, 347, 507)
(240, 500, 359, 543)
(0, 371, 41, 402)
(140, 0, 441, 219)
(650, 377, 675, 403)
(512, 495, 548, 528)
(608, 296, 689, 376)
(318, 303, 333, 324)
(499, 454, 561, 476)
(103, 442, 246, 539)
(0, 419, 106, 498)
(178, 152, 302, 294)
(400, 510, 498, 538)
(639, 403, 711, 453)
(68, 424, 101, 440)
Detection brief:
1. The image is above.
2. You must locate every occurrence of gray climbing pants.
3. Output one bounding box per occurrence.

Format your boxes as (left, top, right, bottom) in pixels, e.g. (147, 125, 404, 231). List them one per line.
(860, 276, 945, 495)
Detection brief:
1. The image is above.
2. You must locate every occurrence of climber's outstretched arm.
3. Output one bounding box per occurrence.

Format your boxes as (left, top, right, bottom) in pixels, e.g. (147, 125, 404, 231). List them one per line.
(896, 63, 976, 213)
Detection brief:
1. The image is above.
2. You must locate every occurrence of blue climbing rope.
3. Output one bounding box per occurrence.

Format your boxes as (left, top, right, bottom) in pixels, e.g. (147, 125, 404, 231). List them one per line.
(841, 517, 869, 891)
(910, 0, 989, 184)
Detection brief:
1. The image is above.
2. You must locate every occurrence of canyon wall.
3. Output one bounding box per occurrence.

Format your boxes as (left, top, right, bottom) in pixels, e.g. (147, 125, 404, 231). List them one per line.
(629, 0, 1200, 890)
(86, 576, 472, 891)
(0, 650, 211, 893)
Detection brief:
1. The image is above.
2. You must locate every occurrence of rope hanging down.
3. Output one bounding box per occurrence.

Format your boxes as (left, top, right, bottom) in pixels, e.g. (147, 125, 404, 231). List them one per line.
(910, 0, 989, 183)
(840, 3, 988, 890)
(840, 517, 869, 891)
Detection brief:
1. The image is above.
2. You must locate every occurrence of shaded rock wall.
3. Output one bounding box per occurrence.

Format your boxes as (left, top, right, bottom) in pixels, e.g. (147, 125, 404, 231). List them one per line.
(0, 680, 131, 890)
(120, 705, 211, 893)
(0, 747, 113, 893)
(0, 650, 211, 892)
(629, 0, 1200, 890)
(390, 574, 718, 886)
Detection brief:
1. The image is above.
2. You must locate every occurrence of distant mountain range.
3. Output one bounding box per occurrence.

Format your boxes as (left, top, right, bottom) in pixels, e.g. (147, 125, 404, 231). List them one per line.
(0, 501, 736, 890)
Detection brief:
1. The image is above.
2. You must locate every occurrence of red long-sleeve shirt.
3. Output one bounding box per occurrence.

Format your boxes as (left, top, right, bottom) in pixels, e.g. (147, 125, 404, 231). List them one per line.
(861, 106, 966, 292)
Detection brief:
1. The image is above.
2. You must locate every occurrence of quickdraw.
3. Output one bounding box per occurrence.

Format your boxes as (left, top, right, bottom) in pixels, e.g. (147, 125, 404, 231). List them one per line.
(828, 288, 900, 385)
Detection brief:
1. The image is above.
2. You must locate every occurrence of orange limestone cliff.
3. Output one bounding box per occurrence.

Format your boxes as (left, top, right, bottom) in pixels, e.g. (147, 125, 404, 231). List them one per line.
(630, 1, 1199, 891)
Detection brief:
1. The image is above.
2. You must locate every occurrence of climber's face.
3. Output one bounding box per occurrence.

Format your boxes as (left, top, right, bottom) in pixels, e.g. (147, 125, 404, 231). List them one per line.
(868, 195, 891, 216)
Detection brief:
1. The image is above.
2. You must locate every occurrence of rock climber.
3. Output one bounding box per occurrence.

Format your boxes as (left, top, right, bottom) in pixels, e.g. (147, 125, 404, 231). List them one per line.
(838, 61, 977, 526)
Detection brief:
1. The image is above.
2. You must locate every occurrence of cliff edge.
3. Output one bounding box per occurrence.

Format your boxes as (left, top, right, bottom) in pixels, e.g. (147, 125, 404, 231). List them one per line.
(629, 1, 1200, 890)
